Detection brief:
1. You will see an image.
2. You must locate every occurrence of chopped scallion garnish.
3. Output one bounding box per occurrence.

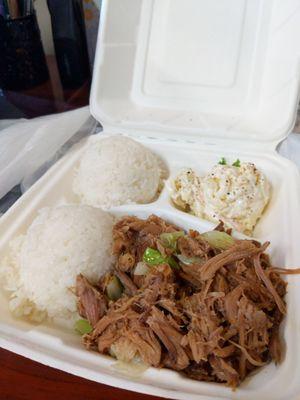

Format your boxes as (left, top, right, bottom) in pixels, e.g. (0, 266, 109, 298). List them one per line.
(143, 248, 181, 270)
(218, 157, 227, 165)
(232, 159, 241, 167)
(202, 231, 235, 250)
(160, 231, 184, 250)
(143, 248, 165, 266)
(74, 319, 93, 335)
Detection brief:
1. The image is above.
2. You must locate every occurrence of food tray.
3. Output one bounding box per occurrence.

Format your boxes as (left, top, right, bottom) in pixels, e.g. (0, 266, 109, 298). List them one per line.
(0, 134, 300, 400)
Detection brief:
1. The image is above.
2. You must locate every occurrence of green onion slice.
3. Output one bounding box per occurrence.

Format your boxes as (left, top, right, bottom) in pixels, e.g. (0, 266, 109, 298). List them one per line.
(202, 231, 234, 250)
(74, 319, 93, 335)
(166, 256, 180, 270)
(160, 231, 184, 250)
(176, 254, 204, 265)
(134, 262, 151, 276)
(143, 247, 181, 270)
(143, 248, 165, 266)
(232, 159, 241, 167)
(218, 157, 227, 165)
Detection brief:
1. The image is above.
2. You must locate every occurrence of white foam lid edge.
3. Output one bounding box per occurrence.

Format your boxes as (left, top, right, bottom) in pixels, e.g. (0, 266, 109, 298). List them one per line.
(90, 0, 300, 145)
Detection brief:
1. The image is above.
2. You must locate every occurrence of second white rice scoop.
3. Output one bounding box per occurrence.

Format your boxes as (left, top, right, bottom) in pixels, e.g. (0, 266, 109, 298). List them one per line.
(73, 135, 162, 208)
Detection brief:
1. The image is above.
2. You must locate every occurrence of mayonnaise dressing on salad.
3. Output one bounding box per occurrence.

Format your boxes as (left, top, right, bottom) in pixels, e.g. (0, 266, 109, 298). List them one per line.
(168, 161, 270, 234)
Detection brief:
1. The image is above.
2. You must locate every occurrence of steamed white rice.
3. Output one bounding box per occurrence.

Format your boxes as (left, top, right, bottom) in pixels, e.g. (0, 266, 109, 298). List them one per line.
(0, 205, 115, 321)
(73, 135, 162, 208)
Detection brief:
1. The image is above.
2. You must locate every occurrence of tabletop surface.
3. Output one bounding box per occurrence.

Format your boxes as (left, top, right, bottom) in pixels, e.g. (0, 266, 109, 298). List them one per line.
(0, 347, 166, 400)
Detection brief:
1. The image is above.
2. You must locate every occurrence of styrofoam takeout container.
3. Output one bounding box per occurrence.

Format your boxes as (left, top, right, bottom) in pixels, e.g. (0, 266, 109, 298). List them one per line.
(1, 1, 300, 399)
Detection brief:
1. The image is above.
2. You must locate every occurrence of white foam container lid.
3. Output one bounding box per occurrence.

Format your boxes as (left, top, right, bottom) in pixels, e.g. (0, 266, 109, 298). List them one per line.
(91, 0, 300, 147)
(1, 1, 300, 399)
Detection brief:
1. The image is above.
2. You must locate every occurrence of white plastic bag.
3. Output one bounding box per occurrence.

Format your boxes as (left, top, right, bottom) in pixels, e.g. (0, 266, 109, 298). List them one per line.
(0, 106, 96, 200)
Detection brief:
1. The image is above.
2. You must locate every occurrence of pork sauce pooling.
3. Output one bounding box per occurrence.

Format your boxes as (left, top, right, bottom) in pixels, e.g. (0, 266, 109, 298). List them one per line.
(76, 215, 288, 387)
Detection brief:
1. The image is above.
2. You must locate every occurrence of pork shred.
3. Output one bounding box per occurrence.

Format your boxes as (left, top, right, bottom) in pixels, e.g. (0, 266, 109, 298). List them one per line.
(76, 215, 292, 388)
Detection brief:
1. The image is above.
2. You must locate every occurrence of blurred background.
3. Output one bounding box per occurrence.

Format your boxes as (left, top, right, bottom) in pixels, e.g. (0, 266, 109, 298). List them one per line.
(1, 0, 300, 128)
(0, 0, 101, 119)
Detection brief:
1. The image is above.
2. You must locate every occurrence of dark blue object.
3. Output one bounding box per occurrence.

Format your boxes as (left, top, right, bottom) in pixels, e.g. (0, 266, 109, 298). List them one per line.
(0, 13, 49, 91)
(47, 0, 91, 90)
